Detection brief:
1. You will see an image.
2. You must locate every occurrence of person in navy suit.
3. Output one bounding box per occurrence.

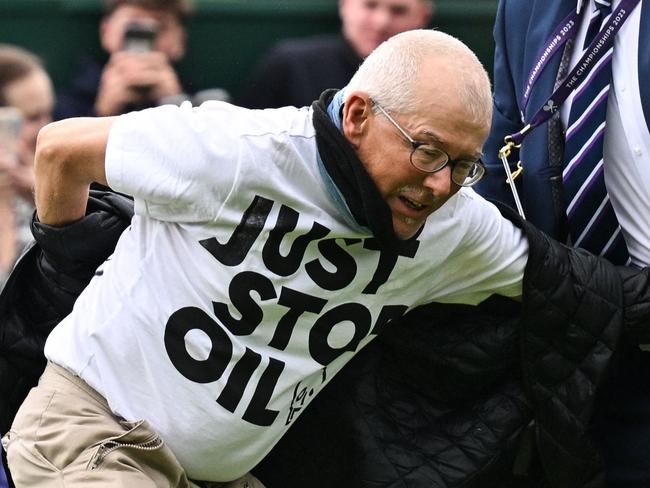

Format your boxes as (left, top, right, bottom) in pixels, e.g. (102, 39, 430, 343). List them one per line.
(478, 0, 650, 486)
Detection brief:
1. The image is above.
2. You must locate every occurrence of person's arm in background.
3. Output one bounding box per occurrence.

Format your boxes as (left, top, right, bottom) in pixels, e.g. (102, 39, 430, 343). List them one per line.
(34, 117, 115, 226)
(474, 0, 523, 207)
(0, 162, 16, 276)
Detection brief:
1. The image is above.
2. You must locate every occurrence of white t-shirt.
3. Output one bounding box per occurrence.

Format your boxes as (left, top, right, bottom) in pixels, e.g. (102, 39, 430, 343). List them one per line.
(45, 101, 528, 481)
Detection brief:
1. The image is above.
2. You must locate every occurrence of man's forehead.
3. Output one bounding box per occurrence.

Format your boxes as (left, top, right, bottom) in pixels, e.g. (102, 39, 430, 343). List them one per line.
(405, 100, 489, 157)
(5, 71, 52, 111)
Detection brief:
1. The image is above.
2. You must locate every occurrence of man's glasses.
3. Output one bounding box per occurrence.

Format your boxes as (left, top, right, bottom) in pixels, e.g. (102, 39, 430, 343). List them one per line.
(372, 100, 486, 187)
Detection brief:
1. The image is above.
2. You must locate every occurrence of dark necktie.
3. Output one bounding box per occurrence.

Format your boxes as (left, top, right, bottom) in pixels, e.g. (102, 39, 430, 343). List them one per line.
(562, 0, 629, 264)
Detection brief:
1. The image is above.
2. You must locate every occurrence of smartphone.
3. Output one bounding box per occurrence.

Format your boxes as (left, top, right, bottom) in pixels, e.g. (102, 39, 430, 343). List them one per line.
(0, 107, 23, 166)
(122, 21, 158, 53)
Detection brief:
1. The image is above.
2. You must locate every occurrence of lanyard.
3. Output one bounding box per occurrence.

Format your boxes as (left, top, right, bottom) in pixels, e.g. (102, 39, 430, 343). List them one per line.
(499, 0, 641, 217)
(520, 9, 582, 113)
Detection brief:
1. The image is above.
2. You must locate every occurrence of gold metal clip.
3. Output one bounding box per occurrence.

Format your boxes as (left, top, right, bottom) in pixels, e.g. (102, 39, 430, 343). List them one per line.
(507, 161, 524, 183)
(498, 140, 515, 160)
(499, 136, 526, 219)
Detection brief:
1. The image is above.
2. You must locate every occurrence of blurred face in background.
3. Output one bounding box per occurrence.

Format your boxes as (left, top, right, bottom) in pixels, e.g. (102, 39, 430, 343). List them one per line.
(3, 69, 54, 155)
(339, 0, 433, 58)
(100, 5, 186, 61)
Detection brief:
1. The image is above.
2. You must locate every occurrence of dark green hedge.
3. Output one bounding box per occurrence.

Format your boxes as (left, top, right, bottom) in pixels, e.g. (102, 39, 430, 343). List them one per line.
(0, 0, 497, 95)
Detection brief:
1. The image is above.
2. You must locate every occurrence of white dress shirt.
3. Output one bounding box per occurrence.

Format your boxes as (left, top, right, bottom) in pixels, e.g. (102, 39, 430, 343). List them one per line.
(562, 0, 650, 267)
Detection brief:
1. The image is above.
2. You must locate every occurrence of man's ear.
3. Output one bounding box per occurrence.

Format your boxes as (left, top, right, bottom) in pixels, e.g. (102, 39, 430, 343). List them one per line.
(342, 92, 372, 149)
(99, 17, 112, 52)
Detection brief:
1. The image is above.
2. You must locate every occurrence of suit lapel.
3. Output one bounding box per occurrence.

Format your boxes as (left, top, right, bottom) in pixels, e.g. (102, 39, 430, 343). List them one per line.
(517, 1, 578, 237)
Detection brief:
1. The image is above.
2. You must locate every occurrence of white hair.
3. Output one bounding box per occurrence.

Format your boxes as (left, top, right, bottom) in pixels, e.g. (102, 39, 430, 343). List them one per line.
(345, 29, 492, 125)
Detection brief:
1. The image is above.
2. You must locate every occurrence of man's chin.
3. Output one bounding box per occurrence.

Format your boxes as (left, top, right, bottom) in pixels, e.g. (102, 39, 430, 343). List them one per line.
(393, 217, 423, 240)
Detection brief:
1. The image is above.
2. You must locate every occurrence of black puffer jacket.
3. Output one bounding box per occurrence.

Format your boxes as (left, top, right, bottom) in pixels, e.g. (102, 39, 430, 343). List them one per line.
(0, 191, 134, 435)
(1, 195, 649, 488)
(254, 203, 650, 488)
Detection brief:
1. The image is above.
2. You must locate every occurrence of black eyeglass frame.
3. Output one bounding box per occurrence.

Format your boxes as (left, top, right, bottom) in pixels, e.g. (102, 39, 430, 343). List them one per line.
(372, 100, 486, 187)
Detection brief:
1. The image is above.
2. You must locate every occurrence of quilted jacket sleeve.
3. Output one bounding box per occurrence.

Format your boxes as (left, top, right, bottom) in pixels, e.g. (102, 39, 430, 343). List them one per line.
(492, 201, 625, 488)
(617, 266, 650, 344)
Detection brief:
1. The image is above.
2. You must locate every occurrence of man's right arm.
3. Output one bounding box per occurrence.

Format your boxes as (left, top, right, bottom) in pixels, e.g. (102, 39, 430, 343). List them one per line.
(34, 117, 115, 226)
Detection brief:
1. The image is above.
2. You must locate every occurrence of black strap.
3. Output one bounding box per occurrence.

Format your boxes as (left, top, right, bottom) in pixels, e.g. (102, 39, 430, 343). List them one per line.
(312, 90, 416, 251)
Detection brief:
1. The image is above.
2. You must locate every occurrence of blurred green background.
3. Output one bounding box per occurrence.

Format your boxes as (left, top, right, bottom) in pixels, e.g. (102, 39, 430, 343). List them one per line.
(0, 0, 498, 97)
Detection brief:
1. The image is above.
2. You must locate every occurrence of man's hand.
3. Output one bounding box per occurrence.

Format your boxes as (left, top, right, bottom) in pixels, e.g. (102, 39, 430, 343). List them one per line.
(95, 51, 182, 116)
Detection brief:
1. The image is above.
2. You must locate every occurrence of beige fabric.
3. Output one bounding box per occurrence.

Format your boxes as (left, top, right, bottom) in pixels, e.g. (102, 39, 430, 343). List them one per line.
(2, 362, 265, 488)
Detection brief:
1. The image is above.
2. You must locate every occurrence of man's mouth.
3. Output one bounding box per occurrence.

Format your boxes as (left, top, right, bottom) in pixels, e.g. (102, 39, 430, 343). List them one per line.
(399, 195, 429, 211)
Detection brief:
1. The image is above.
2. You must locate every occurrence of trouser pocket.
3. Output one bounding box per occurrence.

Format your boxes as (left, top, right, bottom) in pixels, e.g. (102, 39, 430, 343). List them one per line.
(87, 419, 164, 471)
(6, 364, 186, 487)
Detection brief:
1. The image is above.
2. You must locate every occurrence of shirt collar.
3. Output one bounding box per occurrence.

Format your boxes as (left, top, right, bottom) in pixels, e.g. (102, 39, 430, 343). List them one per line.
(326, 87, 346, 132)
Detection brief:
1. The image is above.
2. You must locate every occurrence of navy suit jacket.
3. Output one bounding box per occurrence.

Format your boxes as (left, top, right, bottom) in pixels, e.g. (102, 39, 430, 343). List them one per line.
(478, 0, 650, 239)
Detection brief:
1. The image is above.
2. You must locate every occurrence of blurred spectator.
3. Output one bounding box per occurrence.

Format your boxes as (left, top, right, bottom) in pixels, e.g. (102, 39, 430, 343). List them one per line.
(0, 43, 53, 488)
(236, 0, 434, 109)
(0, 44, 54, 288)
(55, 0, 194, 119)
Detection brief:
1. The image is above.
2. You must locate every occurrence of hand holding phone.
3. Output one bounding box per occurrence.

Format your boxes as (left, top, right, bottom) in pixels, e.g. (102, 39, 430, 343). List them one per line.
(95, 20, 183, 115)
(122, 21, 158, 53)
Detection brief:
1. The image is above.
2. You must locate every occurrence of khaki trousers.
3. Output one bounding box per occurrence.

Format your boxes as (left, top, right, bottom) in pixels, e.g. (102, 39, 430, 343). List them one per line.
(2, 362, 265, 488)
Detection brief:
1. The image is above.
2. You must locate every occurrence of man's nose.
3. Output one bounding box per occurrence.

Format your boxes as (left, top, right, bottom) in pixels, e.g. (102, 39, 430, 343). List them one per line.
(422, 166, 453, 195)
